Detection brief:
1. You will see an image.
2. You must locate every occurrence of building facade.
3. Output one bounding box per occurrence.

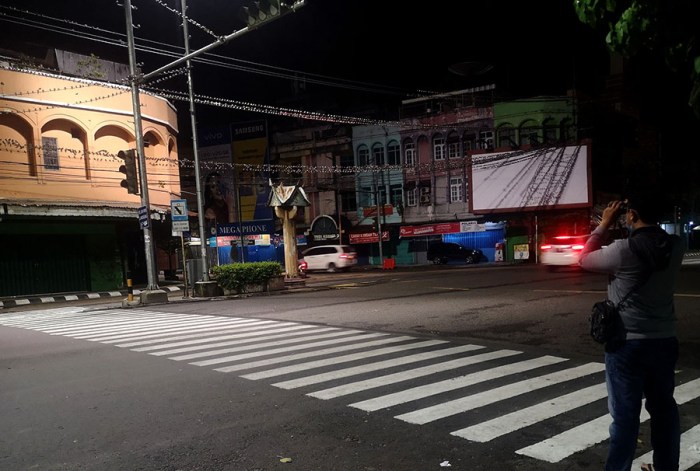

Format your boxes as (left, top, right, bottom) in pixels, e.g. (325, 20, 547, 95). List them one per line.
(0, 61, 180, 296)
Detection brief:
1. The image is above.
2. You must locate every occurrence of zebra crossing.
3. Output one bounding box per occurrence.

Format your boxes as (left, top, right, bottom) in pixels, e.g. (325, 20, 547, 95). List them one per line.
(2, 306, 699, 469)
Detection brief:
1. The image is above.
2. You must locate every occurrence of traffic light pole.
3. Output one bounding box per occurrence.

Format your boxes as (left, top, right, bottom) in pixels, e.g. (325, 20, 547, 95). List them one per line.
(122, 0, 167, 301)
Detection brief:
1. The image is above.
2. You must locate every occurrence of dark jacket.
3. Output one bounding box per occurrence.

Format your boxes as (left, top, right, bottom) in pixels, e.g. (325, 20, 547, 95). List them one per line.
(579, 226, 685, 339)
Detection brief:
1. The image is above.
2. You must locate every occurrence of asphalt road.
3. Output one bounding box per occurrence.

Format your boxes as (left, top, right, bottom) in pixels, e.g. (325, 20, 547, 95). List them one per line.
(1, 263, 699, 471)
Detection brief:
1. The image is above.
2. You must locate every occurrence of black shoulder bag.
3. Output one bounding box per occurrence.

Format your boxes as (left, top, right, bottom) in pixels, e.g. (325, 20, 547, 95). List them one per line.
(589, 273, 649, 352)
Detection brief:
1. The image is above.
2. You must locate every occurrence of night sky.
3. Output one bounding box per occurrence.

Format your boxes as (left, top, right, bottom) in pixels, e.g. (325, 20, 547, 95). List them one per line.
(0, 0, 613, 127)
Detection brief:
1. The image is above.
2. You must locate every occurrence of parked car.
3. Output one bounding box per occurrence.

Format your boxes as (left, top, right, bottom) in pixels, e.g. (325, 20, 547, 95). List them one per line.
(539, 234, 589, 270)
(427, 242, 483, 265)
(300, 245, 357, 272)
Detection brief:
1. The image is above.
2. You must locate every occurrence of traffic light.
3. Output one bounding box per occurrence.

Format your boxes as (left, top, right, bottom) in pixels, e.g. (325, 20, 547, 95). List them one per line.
(118, 149, 139, 194)
(239, 0, 291, 28)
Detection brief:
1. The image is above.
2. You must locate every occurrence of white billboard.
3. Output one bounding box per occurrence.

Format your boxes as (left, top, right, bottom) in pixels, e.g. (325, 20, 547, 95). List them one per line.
(469, 144, 591, 214)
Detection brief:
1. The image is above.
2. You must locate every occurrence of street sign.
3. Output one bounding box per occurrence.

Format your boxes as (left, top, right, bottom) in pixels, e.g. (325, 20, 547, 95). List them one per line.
(171, 199, 190, 235)
(171, 199, 188, 221)
(138, 206, 149, 228)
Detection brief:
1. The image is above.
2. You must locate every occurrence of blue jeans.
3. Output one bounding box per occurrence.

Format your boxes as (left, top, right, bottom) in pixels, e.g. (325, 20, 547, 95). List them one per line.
(604, 338, 680, 471)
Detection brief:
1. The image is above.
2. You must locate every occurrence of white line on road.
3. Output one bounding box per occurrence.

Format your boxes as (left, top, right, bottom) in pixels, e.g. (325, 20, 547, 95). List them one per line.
(349, 355, 568, 412)
(396, 363, 604, 425)
(270, 344, 484, 389)
(515, 377, 700, 463)
(450, 382, 608, 442)
(308, 349, 522, 400)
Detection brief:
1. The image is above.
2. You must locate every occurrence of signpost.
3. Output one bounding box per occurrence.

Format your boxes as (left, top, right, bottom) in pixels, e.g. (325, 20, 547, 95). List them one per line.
(171, 199, 190, 297)
(171, 199, 190, 235)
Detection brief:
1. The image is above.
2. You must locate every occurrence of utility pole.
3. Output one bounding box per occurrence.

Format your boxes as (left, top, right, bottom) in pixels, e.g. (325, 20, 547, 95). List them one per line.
(180, 0, 211, 287)
(122, 0, 167, 303)
(121, 0, 304, 299)
(374, 170, 383, 262)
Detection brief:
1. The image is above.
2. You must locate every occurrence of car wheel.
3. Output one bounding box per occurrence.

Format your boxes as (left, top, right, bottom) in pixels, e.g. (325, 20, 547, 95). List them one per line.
(465, 255, 475, 264)
(327, 262, 337, 273)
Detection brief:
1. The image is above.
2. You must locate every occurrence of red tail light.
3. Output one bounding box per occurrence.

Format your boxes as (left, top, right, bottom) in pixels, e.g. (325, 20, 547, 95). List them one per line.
(572, 244, 584, 251)
(339, 253, 349, 259)
(540, 244, 552, 251)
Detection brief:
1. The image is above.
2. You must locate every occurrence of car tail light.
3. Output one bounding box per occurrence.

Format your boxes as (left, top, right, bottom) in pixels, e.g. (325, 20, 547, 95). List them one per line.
(339, 253, 349, 259)
(540, 244, 552, 251)
(299, 260, 307, 270)
(572, 244, 584, 251)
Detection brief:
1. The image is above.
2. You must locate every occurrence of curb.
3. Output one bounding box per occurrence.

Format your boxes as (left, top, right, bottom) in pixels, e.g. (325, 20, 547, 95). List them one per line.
(0, 285, 183, 309)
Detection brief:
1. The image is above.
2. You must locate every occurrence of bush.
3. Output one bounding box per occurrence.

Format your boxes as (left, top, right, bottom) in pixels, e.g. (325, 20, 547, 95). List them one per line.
(211, 262, 283, 293)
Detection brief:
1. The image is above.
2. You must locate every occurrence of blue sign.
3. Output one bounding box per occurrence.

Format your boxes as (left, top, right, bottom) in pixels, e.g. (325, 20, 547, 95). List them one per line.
(171, 199, 188, 221)
(138, 206, 149, 228)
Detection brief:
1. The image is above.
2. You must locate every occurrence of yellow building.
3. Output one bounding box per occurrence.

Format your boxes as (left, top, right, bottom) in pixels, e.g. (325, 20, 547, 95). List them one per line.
(0, 59, 180, 296)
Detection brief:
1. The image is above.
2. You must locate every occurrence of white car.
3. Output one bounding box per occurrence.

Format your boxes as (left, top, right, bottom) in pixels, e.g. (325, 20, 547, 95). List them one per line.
(540, 235, 589, 270)
(300, 245, 357, 273)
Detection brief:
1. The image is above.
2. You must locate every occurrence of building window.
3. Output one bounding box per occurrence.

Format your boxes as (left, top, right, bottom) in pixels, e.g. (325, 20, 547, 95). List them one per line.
(519, 121, 539, 146)
(406, 188, 418, 207)
(372, 143, 385, 165)
(359, 185, 373, 207)
(390, 184, 402, 206)
(497, 126, 516, 148)
(433, 136, 445, 161)
(448, 142, 460, 159)
(463, 132, 477, 152)
(404, 141, 416, 166)
(341, 191, 357, 212)
(419, 186, 431, 205)
(357, 145, 370, 166)
(479, 131, 494, 150)
(42, 137, 59, 170)
(543, 119, 557, 143)
(340, 154, 354, 168)
(450, 177, 463, 202)
(387, 140, 400, 165)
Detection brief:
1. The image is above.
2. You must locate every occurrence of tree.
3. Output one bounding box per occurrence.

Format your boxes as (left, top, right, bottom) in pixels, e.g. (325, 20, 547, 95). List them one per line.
(574, 0, 700, 118)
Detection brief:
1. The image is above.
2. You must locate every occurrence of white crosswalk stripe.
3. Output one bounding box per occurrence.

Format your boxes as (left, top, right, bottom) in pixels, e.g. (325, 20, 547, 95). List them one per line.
(2, 306, 699, 470)
(515, 377, 700, 463)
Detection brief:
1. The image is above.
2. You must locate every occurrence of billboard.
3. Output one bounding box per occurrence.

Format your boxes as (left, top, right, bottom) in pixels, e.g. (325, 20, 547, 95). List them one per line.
(231, 120, 273, 222)
(469, 144, 591, 214)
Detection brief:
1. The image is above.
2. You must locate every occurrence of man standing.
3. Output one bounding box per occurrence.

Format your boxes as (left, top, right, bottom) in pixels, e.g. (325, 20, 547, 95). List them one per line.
(579, 193, 685, 471)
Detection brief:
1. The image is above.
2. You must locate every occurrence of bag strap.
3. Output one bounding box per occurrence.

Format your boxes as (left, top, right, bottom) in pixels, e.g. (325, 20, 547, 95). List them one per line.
(616, 267, 652, 307)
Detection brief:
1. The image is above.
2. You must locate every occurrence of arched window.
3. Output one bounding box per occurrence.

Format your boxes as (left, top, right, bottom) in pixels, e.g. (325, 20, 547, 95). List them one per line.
(357, 144, 369, 166)
(519, 119, 539, 146)
(403, 138, 416, 166)
(446, 131, 460, 158)
(543, 118, 558, 144)
(371, 143, 385, 165)
(432, 133, 445, 161)
(497, 124, 516, 148)
(387, 140, 400, 165)
(560, 118, 574, 142)
(462, 130, 477, 152)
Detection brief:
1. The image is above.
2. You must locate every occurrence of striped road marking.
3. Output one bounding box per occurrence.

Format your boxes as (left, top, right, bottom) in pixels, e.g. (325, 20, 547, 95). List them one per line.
(2, 307, 699, 470)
